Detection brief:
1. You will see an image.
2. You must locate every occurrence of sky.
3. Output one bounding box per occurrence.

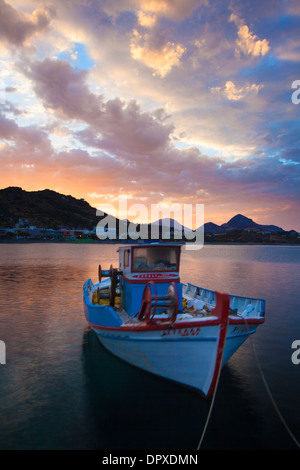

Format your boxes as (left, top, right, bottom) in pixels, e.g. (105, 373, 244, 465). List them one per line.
(0, 0, 299, 230)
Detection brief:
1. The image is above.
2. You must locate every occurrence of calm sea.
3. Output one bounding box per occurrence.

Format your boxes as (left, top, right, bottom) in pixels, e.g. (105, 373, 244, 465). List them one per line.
(0, 243, 299, 450)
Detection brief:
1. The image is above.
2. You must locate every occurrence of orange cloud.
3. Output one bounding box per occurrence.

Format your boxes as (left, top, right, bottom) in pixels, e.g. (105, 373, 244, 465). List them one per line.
(104, 0, 204, 22)
(210, 80, 263, 101)
(229, 14, 270, 57)
(130, 29, 185, 77)
(137, 10, 157, 28)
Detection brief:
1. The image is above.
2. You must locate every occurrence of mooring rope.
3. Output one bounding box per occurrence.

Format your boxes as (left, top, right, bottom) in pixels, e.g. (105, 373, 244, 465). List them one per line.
(197, 316, 300, 450)
(196, 318, 229, 450)
(241, 316, 300, 449)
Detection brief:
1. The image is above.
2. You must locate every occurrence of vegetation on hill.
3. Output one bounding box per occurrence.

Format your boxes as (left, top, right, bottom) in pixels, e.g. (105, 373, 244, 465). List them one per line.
(0, 187, 102, 229)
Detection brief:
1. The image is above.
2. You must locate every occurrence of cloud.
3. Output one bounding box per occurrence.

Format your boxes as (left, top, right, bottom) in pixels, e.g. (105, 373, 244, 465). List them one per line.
(135, 0, 201, 20)
(137, 10, 157, 28)
(0, 113, 19, 138)
(229, 13, 270, 57)
(0, 110, 50, 148)
(23, 58, 100, 121)
(210, 80, 263, 101)
(286, 0, 300, 16)
(22, 57, 174, 154)
(274, 38, 300, 62)
(0, 0, 52, 46)
(130, 29, 185, 77)
(0, 0, 299, 230)
(103, 0, 204, 22)
(1, 101, 299, 231)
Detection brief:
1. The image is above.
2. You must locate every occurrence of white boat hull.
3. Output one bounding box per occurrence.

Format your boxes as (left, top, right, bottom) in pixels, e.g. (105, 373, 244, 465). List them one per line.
(87, 317, 259, 397)
(94, 325, 221, 396)
(83, 278, 264, 397)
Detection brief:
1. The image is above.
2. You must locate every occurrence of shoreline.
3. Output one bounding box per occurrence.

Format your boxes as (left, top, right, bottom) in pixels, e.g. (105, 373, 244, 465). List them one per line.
(0, 239, 299, 246)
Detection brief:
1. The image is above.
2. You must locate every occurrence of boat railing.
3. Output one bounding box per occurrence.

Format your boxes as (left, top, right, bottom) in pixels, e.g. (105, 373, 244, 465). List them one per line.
(84, 279, 93, 292)
(183, 283, 265, 318)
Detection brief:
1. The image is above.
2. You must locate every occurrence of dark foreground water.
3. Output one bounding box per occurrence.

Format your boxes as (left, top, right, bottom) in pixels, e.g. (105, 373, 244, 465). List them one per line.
(0, 243, 299, 450)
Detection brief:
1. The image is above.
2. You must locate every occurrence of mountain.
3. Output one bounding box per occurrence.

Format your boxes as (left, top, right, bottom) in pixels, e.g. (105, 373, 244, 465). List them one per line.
(204, 214, 283, 234)
(203, 222, 224, 234)
(150, 218, 194, 234)
(138, 214, 284, 236)
(0, 187, 288, 236)
(220, 214, 258, 231)
(0, 187, 108, 229)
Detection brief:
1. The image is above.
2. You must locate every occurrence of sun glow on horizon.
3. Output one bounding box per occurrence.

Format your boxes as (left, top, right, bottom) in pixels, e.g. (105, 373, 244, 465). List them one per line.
(0, 0, 299, 231)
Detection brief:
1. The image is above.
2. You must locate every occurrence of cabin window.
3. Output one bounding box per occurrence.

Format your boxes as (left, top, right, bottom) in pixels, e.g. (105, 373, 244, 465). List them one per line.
(132, 246, 179, 272)
(124, 249, 130, 268)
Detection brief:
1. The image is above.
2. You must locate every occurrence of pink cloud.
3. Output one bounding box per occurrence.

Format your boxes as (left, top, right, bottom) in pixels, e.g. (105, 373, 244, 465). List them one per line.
(0, 0, 52, 46)
(0, 108, 299, 230)
(23, 57, 174, 155)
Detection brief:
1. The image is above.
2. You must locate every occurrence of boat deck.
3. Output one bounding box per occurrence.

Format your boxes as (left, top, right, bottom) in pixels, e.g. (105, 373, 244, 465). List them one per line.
(85, 278, 265, 325)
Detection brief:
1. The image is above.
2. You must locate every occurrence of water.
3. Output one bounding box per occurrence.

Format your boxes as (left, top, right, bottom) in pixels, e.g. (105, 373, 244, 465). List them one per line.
(0, 243, 299, 450)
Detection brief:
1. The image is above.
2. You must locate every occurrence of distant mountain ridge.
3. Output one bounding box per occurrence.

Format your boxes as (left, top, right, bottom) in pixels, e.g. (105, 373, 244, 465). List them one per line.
(205, 213, 284, 234)
(152, 214, 284, 233)
(203, 222, 224, 234)
(0, 187, 287, 234)
(150, 217, 194, 234)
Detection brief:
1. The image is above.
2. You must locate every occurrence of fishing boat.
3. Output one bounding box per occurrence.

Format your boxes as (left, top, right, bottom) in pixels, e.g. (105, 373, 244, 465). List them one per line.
(83, 243, 265, 398)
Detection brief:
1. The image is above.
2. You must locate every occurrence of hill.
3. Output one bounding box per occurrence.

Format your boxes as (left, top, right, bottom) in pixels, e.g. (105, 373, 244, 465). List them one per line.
(149, 217, 194, 236)
(145, 214, 284, 235)
(0, 187, 293, 243)
(0, 187, 103, 229)
(204, 213, 283, 234)
(203, 222, 224, 234)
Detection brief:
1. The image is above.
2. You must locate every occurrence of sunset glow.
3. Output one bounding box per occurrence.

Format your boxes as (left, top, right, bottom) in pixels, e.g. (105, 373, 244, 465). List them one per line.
(0, 0, 299, 229)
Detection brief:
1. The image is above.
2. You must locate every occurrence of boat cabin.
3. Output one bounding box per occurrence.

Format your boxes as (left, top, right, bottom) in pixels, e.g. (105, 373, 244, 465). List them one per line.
(118, 243, 183, 316)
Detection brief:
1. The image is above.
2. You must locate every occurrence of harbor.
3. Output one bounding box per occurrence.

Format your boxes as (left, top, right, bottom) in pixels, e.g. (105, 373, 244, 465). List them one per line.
(0, 243, 299, 450)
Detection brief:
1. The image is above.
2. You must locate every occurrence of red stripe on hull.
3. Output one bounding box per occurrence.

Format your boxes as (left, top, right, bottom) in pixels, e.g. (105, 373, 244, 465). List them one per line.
(206, 292, 230, 397)
(87, 316, 264, 332)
